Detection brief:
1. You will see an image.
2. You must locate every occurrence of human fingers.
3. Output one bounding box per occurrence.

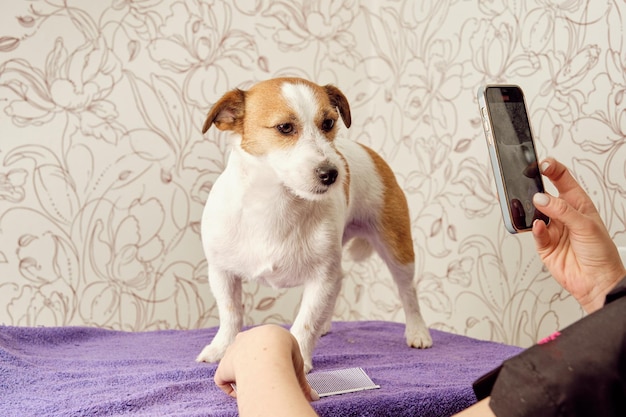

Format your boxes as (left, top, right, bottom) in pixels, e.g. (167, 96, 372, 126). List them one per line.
(538, 158, 597, 212)
(214, 363, 238, 398)
(538, 158, 577, 194)
(530, 192, 570, 263)
(213, 338, 241, 398)
(299, 377, 319, 402)
(531, 215, 552, 252)
(288, 334, 319, 401)
(532, 191, 587, 234)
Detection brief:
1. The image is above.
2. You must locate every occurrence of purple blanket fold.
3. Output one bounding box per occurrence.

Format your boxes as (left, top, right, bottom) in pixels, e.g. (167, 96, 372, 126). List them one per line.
(0, 321, 522, 417)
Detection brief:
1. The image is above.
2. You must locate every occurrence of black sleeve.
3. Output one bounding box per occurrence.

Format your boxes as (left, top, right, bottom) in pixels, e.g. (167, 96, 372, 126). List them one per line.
(473, 277, 626, 417)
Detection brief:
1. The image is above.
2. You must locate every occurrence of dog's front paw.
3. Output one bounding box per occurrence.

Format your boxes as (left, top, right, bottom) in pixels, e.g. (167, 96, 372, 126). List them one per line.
(196, 343, 228, 363)
(406, 326, 433, 349)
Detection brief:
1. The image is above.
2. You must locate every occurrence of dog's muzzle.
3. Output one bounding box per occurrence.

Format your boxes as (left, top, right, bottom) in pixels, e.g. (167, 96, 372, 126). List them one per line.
(316, 163, 338, 186)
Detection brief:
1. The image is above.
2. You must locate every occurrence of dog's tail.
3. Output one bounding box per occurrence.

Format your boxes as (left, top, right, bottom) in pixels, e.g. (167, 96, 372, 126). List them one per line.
(345, 237, 374, 262)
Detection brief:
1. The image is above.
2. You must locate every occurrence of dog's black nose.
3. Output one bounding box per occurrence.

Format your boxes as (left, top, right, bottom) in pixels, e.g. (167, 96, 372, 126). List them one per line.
(316, 164, 338, 186)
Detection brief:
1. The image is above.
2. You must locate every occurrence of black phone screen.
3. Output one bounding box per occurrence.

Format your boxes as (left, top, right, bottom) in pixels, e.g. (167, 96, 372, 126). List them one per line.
(486, 86, 549, 230)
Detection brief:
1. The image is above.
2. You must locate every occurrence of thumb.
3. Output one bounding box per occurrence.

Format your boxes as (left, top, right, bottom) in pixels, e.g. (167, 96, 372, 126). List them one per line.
(295, 370, 319, 401)
(531, 192, 580, 255)
(290, 346, 319, 402)
(532, 192, 584, 231)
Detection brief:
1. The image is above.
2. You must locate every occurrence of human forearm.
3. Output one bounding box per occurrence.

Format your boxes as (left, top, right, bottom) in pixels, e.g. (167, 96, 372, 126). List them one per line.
(234, 353, 319, 417)
(453, 398, 495, 417)
(214, 325, 319, 417)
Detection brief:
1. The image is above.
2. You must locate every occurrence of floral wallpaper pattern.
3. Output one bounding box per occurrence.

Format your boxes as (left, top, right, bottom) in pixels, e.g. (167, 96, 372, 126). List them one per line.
(1, 0, 625, 347)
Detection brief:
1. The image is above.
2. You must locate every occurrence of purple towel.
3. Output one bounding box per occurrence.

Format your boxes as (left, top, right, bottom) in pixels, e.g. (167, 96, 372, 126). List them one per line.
(0, 321, 522, 416)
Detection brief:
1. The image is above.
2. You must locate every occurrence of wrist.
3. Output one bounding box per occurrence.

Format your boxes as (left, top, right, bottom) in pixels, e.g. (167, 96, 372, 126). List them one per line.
(231, 329, 316, 417)
(234, 326, 295, 370)
(580, 267, 626, 313)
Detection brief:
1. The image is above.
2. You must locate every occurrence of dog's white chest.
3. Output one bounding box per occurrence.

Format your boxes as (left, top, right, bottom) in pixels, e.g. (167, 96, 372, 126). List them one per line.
(201, 158, 344, 287)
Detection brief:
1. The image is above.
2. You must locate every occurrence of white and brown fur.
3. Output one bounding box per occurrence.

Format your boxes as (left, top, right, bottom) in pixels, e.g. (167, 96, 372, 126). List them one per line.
(196, 77, 432, 372)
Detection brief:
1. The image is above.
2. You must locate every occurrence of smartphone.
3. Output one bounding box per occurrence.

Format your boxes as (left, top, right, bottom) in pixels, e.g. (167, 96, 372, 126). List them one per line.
(477, 84, 549, 233)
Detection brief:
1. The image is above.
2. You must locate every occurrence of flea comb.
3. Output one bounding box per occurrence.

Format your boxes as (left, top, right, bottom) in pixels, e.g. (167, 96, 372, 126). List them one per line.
(306, 367, 380, 397)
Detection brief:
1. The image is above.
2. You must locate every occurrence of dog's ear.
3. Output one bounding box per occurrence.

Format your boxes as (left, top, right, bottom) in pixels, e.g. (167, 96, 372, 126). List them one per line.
(202, 89, 245, 134)
(324, 84, 351, 128)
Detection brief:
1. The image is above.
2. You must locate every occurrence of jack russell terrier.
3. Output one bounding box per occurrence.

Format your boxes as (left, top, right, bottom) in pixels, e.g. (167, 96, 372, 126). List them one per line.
(196, 77, 432, 372)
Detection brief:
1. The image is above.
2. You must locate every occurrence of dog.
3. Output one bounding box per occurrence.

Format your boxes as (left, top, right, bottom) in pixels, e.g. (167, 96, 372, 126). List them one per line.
(196, 77, 432, 372)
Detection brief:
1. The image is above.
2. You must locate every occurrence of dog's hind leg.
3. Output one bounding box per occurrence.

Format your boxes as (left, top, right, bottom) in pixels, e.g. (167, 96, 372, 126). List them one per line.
(358, 146, 432, 348)
(196, 266, 243, 363)
(386, 260, 432, 349)
(372, 200, 432, 349)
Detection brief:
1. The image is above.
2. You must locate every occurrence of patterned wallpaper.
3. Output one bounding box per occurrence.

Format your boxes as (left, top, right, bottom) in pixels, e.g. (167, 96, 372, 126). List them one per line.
(1, 0, 625, 348)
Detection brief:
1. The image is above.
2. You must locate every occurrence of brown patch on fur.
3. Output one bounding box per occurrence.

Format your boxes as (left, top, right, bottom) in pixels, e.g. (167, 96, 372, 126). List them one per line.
(324, 84, 351, 128)
(202, 89, 245, 134)
(202, 78, 352, 156)
(361, 145, 414, 265)
(240, 79, 302, 155)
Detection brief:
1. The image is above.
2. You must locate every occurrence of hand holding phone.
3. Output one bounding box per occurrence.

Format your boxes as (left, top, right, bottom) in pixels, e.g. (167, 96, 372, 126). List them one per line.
(478, 84, 549, 233)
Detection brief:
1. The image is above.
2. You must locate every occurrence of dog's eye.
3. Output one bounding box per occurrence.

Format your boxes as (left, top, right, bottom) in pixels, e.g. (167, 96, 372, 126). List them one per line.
(321, 119, 335, 132)
(276, 123, 295, 135)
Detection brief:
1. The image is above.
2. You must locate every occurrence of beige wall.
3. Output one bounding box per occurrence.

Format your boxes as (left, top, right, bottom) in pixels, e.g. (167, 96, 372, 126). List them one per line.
(1, 0, 625, 347)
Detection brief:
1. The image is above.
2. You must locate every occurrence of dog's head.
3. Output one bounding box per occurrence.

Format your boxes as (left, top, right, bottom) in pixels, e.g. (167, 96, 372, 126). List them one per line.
(203, 78, 351, 200)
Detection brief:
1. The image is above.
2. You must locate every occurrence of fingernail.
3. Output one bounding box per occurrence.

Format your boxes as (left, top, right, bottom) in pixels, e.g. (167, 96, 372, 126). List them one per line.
(310, 388, 320, 401)
(533, 193, 549, 207)
(540, 161, 550, 173)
